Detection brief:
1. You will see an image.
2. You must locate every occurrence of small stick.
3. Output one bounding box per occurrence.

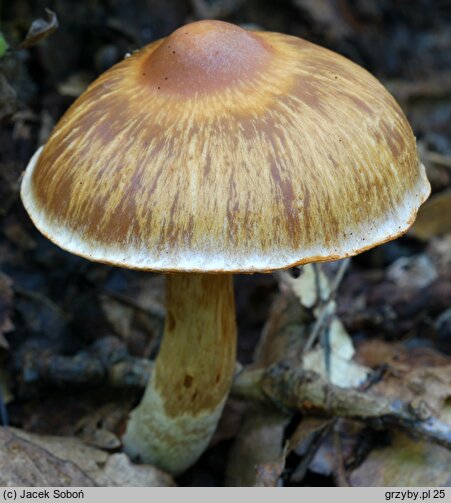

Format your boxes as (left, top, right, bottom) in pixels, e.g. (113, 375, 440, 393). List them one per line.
(290, 420, 333, 483)
(233, 363, 451, 452)
(13, 285, 70, 320)
(304, 258, 351, 352)
(333, 422, 350, 487)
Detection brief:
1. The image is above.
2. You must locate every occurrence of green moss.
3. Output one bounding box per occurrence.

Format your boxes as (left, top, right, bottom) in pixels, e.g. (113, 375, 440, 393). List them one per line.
(0, 32, 8, 58)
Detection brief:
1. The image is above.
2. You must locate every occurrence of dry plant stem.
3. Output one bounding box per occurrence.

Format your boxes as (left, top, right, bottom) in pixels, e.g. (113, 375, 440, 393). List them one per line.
(423, 150, 451, 169)
(290, 420, 333, 483)
(304, 258, 350, 352)
(123, 273, 236, 474)
(256, 364, 451, 450)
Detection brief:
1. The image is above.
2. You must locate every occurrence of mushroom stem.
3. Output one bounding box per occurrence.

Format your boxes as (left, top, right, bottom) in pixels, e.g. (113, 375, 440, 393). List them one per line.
(123, 273, 237, 474)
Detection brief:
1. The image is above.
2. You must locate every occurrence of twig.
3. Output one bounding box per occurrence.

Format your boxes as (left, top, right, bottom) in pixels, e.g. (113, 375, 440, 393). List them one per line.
(423, 150, 451, 170)
(18, 338, 450, 453)
(385, 72, 451, 102)
(290, 419, 333, 483)
(230, 367, 266, 402)
(102, 289, 165, 321)
(333, 423, 350, 487)
(17, 337, 148, 389)
(13, 286, 70, 320)
(108, 358, 153, 388)
(304, 258, 350, 352)
(232, 363, 451, 451)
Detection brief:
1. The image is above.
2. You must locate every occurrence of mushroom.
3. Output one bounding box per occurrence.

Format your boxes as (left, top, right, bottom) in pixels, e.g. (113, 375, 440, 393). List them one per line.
(20, 20, 430, 474)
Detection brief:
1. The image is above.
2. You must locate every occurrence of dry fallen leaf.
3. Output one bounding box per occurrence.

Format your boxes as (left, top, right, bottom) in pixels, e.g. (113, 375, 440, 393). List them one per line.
(303, 317, 371, 388)
(350, 431, 451, 487)
(254, 445, 288, 487)
(100, 294, 134, 340)
(349, 341, 451, 486)
(386, 255, 438, 290)
(18, 9, 59, 50)
(0, 428, 95, 486)
(92, 453, 175, 487)
(282, 264, 330, 309)
(74, 402, 125, 451)
(253, 286, 310, 366)
(409, 189, 451, 240)
(211, 398, 247, 446)
(0, 333, 8, 350)
(57, 72, 92, 98)
(428, 234, 451, 275)
(226, 408, 289, 486)
(356, 340, 451, 416)
(227, 282, 305, 487)
(289, 417, 333, 455)
(0, 427, 175, 487)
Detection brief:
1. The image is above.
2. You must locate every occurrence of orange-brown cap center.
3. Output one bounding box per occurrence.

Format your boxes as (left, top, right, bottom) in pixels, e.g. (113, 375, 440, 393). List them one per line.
(142, 20, 271, 95)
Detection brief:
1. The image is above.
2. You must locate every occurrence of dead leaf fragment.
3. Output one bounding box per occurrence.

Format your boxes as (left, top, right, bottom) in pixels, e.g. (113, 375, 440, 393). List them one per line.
(75, 402, 124, 450)
(57, 72, 92, 98)
(428, 234, 451, 274)
(288, 417, 334, 483)
(386, 254, 438, 290)
(254, 452, 286, 487)
(226, 408, 290, 486)
(100, 295, 134, 339)
(409, 189, 451, 240)
(0, 428, 95, 486)
(0, 427, 174, 487)
(19, 9, 59, 50)
(303, 317, 371, 388)
(92, 453, 175, 487)
(356, 340, 451, 416)
(0, 333, 8, 350)
(289, 417, 333, 454)
(350, 431, 451, 487)
(282, 264, 330, 309)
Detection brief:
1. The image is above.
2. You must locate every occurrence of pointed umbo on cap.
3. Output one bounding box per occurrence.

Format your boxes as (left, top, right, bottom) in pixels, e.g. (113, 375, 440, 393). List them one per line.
(21, 20, 430, 273)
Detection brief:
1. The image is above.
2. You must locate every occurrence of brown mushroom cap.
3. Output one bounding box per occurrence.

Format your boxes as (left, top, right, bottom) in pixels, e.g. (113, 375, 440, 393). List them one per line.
(21, 20, 430, 273)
